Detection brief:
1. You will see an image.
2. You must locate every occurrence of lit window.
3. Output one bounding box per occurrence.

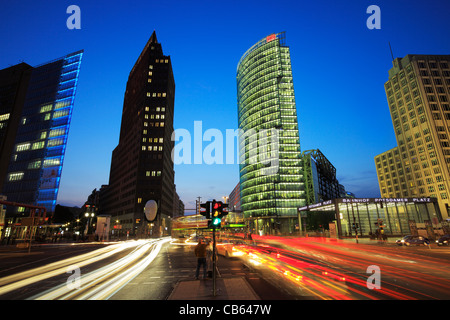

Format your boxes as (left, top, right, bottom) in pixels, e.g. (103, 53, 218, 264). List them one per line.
(43, 158, 61, 167)
(162, 93, 166, 97)
(28, 160, 41, 169)
(0, 113, 10, 121)
(8, 172, 24, 181)
(40, 105, 52, 113)
(16, 143, 30, 152)
(49, 128, 65, 137)
(53, 109, 69, 119)
(47, 139, 62, 148)
(138, 198, 142, 203)
(142, 146, 146, 151)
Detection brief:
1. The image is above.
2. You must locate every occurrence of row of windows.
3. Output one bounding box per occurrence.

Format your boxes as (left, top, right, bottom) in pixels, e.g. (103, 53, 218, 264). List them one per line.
(146, 92, 167, 98)
(417, 61, 449, 69)
(145, 170, 161, 177)
(143, 137, 163, 143)
(143, 122, 165, 128)
(144, 106, 165, 112)
(8, 172, 24, 181)
(142, 145, 163, 151)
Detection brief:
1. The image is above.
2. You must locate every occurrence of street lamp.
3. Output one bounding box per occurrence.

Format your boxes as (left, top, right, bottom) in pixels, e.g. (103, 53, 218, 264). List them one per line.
(84, 211, 96, 238)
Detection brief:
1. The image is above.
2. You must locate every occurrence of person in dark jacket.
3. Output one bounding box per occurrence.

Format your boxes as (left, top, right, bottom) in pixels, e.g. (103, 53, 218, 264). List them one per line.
(194, 238, 207, 279)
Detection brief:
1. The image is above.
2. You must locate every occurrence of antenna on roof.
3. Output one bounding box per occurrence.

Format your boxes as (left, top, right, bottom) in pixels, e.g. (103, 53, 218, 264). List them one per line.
(388, 42, 394, 62)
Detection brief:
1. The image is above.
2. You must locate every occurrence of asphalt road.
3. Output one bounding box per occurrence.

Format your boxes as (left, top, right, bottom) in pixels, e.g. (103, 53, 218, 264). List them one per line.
(0, 237, 449, 300)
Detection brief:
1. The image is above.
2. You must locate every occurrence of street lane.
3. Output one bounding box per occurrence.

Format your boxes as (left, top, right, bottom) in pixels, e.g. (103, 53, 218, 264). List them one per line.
(0, 238, 170, 299)
(1, 235, 448, 300)
(238, 236, 450, 300)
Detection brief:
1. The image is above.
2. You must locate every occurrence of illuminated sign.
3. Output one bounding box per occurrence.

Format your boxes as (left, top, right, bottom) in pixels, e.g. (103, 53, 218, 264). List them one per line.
(298, 197, 436, 211)
(266, 34, 276, 43)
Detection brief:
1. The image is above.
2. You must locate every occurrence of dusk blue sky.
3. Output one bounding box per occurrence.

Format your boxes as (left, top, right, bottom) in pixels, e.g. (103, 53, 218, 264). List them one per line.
(1, 0, 449, 212)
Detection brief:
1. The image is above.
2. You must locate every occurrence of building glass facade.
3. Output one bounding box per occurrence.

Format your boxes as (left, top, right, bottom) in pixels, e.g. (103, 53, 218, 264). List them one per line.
(1, 51, 83, 215)
(298, 197, 444, 238)
(302, 149, 340, 205)
(237, 32, 305, 234)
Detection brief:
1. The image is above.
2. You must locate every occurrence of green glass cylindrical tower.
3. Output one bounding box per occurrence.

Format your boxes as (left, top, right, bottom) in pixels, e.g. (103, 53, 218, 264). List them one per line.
(236, 32, 305, 234)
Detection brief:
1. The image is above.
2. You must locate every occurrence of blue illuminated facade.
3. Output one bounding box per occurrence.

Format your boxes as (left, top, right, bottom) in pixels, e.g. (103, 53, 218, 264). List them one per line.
(2, 50, 83, 215)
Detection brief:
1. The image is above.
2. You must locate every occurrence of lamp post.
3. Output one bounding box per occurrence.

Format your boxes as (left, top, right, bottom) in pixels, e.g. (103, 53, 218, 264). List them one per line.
(84, 212, 95, 237)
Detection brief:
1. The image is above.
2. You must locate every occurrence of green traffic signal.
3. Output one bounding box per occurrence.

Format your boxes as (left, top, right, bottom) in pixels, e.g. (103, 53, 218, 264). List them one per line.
(212, 217, 221, 226)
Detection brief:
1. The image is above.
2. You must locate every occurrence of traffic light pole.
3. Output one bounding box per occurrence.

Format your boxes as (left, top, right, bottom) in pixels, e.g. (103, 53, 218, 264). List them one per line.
(212, 225, 217, 296)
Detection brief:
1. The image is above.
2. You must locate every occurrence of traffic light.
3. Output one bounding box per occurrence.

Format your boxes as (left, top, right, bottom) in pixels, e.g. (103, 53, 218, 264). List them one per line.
(209, 200, 222, 228)
(208, 200, 230, 228)
(200, 201, 211, 219)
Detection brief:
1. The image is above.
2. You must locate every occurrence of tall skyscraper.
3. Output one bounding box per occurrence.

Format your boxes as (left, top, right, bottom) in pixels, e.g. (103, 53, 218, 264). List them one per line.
(236, 32, 305, 234)
(101, 31, 175, 237)
(375, 54, 450, 219)
(0, 50, 83, 216)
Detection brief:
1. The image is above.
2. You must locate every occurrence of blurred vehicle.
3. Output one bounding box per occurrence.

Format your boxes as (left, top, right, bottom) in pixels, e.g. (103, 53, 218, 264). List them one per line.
(216, 239, 244, 258)
(435, 234, 450, 246)
(396, 235, 430, 246)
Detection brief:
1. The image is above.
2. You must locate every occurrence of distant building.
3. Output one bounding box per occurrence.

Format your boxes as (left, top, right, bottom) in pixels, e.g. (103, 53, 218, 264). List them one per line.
(228, 182, 241, 213)
(375, 54, 450, 219)
(0, 51, 83, 218)
(302, 149, 340, 204)
(172, 186, 185, 218)
(101, 31, 176, 237)
(298, 197, 444, 238)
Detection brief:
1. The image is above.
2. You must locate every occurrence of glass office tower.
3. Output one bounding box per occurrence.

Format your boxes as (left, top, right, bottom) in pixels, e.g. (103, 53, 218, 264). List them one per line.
(236, 32, 305, 234)
(1, 50, 83, 215)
